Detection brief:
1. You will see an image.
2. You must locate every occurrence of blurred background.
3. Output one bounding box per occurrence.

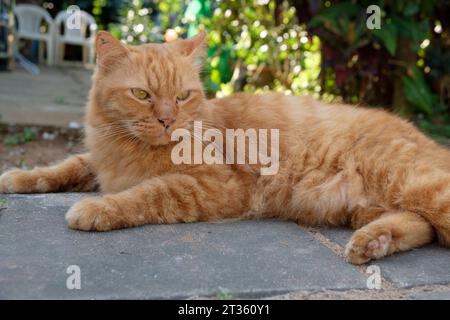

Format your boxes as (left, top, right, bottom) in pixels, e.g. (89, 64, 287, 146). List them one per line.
(0, 0, 449, 170)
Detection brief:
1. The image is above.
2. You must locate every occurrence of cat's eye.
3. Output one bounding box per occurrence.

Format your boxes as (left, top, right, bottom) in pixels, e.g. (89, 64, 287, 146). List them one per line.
(176, 90, 191, 102)
(131, 88, 150, 100)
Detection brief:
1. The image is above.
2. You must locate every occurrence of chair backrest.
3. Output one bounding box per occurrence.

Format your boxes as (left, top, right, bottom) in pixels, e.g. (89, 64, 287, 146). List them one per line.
(54, 9, 97, 41)
(14, 4, 53, 36)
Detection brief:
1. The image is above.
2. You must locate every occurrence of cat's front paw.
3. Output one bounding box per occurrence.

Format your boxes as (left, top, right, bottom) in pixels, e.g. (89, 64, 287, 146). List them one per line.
(344, 228, 392, 265)
(66, 197, 123, 231)
(0, 169, 51, 193)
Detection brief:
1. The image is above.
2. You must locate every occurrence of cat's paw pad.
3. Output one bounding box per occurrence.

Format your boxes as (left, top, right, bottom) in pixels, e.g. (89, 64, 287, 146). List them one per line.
(344, 230, 392, 265)
(66, 197, 119, 231)
(0, 169, 52, 194)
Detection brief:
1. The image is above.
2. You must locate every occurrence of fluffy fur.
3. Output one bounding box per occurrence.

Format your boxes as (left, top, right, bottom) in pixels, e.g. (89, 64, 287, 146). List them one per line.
(1, 31, 449, 265)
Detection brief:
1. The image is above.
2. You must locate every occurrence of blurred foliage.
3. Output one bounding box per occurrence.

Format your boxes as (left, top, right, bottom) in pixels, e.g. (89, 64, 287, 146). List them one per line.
(198, 0, 321, 98)
(300, 0, 449, 139)
(111, 0, 321, 98)
(0, 197, 7, 211)
(60, 0, 449, 140)
(109, 0, 185, 43)
(4, 127, 38, 146)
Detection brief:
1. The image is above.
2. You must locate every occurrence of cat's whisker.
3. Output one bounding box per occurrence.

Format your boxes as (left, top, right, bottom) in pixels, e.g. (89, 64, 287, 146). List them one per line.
(93, 130, 133, 142)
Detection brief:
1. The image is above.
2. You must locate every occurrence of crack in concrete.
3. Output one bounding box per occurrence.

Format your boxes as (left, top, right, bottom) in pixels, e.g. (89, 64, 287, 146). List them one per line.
(262, 226, 449, 299)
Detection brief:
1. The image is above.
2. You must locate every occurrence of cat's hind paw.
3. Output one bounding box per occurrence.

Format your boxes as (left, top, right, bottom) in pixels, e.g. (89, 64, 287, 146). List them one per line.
(344, 229, 392, 265)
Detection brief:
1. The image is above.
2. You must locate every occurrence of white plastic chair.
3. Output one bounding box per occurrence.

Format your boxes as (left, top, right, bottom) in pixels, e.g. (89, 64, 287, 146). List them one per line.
(54, 9, 97, 65)
(14, 4, 54, 66)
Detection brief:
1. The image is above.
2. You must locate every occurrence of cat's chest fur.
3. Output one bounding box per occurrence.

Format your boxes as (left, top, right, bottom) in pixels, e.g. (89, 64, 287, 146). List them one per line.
(90, 141, 180, 193)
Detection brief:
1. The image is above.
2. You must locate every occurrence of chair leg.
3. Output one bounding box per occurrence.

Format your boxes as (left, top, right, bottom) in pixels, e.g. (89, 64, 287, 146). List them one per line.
(88, 44, 95, 65)
(82, 45, 88, 65)
(60, 43, 66, 65)
(39, 41, 44, 65)
(54, 42, 59, 66)
(47, 39, 54, 66)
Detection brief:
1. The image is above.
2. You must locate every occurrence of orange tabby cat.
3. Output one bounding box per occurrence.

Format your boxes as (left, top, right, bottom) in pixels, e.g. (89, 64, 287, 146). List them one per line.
(1, 31, 449, 265)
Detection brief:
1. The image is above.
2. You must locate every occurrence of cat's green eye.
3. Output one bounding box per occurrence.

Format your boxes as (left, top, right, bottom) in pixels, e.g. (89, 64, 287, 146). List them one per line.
(131, 88, 150, 100)
(176, 90, 191, 102)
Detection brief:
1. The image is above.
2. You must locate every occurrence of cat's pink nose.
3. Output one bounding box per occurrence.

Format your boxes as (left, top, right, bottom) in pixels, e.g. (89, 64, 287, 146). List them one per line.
(158, 117, 176, 128)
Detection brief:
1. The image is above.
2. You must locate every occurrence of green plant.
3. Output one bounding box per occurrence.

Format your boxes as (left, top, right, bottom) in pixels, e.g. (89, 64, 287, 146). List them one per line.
(214, 288, 236, 300)
(110, 0, 185, 44)
(4, 127, 38, 146)
(305, 0, 449, 139)
(0, 197, 7, 210)
(197, 0, 321, 98)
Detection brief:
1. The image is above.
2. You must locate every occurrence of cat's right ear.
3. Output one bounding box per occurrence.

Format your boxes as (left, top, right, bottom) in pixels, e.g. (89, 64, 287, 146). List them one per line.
(95, 31, 129, 71)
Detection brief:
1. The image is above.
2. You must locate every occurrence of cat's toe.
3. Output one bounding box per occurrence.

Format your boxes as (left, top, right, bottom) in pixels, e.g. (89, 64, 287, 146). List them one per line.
(66, 197, 117, 231)
(344, 229, 392, 265)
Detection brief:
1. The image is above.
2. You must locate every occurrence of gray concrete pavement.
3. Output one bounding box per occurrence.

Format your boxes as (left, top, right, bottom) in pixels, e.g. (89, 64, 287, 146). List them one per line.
(0, 193, 449, 299)
(0, 67, 91, 127)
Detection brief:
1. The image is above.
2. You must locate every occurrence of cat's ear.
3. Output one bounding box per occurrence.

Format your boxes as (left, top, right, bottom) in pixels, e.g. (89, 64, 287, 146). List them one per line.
(95, 31, 129, 70)
(172, 31, 207, 60)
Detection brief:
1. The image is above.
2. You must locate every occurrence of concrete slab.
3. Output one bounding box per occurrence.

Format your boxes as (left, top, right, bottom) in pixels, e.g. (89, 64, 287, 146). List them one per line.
(410, 290, 450, 300)
(319, 229, 450, 288)
(0, 67, 91, 127)
(0, 194, 368, 299)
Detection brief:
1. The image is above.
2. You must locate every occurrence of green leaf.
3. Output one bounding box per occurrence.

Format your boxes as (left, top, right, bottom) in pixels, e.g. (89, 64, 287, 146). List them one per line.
(393, 16, 429, 42)
(402, 76, 432, 114)
(402, 66, 435, 115)
(373, 22, 397, 56)
(309, 2, 360, 30)
(404, 2, 419, 16)
(4, 134, 22, 146)
(23, 127, 37, 142)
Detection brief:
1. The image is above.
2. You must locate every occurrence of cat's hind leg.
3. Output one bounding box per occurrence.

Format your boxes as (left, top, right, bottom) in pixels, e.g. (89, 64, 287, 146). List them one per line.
(344, 211, 434, 265)
(398, 169, 450, 247)
(0, 153, 97, 193)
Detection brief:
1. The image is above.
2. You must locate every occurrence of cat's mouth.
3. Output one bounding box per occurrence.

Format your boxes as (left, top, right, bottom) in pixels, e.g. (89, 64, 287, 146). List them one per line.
(126, 119, 187, 147)
(135, 127, 173, 146)
(155, 130, 169, 139)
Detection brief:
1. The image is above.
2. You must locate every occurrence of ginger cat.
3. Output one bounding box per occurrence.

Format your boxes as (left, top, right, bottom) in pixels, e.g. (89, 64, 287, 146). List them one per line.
(1, 31, 449, 265)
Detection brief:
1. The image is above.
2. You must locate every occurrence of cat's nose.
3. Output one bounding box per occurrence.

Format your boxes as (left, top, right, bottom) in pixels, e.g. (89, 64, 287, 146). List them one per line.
(158, 117, 176, 128)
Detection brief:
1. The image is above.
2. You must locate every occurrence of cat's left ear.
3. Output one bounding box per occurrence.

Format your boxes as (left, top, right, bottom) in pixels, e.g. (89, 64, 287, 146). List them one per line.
(172, 31, 207, 60)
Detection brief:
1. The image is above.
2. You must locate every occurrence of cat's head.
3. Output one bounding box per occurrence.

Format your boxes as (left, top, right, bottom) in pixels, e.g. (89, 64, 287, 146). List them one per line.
(89, 31, 206, 146)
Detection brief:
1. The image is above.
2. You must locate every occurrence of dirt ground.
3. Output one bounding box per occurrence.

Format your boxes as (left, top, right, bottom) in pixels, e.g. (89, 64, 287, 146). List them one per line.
(0, 125, 85, 172)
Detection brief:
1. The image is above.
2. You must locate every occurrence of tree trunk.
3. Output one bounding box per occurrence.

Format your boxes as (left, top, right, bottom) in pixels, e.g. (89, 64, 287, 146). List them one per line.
(392, 36, 417, 117)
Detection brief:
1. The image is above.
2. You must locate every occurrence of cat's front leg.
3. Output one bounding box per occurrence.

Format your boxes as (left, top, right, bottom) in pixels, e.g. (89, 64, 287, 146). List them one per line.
(66, 172, 250, 231)
(0, 154, 97, 193)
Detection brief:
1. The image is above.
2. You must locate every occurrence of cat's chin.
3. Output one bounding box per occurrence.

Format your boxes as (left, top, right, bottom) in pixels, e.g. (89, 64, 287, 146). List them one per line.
(147, 133, 172, 147)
